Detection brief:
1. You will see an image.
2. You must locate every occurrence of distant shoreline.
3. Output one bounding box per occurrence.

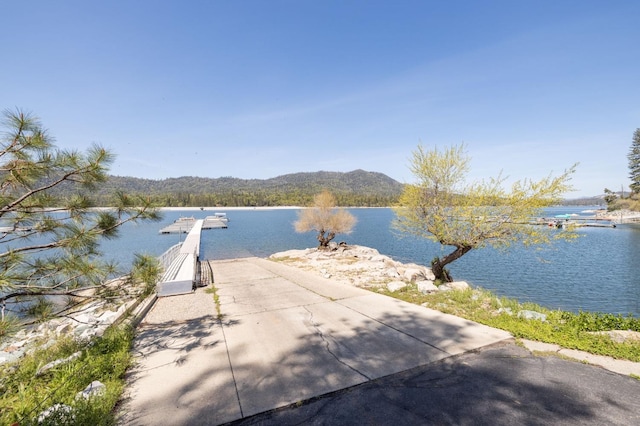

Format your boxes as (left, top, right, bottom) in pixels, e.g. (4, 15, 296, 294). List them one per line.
(158, 206, 303, 211)
(155, 206, 390, 211)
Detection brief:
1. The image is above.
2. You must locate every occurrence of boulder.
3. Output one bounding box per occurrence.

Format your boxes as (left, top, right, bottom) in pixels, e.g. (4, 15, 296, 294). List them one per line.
(517, 310, 547, 322)
(446, 281, 470, 291)
(76, 380, 106, 400)
(55, 322, 73, 335)
(370, 254, 392, 263)
(385, 268, 400, 279)
(590, 330, 640, 344)
(416, 280, 438, 293)
(386, 281, 407, 292)
(403, 268, 424, 282)
(97, 310, 118, 325)
(423, 268, 436, 281)
(36, 351, 82, 376)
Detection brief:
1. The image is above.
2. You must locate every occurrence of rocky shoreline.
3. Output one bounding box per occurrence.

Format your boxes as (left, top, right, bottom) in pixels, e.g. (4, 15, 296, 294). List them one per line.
(0, 280, 151, 365)
(269, 244, 470, 293)
(596, 209, 640, 221)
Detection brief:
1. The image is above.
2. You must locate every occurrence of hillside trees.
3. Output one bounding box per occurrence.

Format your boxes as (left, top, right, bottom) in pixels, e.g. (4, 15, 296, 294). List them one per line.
(52, 171, 404, 207)
(394, 144, 576, 282)
(294, 190, 357, 249)
(0, 109, 161, 327)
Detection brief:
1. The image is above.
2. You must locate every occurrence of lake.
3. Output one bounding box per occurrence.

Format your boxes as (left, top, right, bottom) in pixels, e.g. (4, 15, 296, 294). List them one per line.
(100, 207, 640, 317)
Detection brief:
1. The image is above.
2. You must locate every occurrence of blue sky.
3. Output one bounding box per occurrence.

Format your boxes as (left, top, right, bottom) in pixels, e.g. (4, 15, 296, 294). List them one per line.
(2, 1, 639, 197)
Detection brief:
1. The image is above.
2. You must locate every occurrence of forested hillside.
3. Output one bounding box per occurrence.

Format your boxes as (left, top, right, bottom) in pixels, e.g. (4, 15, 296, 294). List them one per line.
(67, 169, 405, 207)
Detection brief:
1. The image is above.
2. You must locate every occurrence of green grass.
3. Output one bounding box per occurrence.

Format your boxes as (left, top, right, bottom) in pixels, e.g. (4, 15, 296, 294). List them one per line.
(0, 325, 134, 425)
(205, 285, 222, 320)
(380, 285, 640, 362)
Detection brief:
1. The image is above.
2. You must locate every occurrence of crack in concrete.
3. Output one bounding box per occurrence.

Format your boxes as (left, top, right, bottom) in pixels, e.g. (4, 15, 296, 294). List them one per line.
(303, 306, 370, 381)
(338, 301, 451, 357)
(219, 317, 244, 418)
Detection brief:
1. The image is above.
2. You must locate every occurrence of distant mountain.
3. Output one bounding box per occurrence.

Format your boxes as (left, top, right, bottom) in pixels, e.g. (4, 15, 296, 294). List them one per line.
(49, 170, 611, 207)
(561, 195, 607, 206)
(77, 169, 405, 207)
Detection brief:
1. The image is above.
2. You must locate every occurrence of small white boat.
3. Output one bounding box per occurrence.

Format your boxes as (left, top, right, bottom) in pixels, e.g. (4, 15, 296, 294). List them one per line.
(212, 212, 229, 222)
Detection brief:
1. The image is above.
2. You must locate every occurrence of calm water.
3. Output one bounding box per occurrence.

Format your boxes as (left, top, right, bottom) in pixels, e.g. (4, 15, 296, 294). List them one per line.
(100, 207, 640, 316)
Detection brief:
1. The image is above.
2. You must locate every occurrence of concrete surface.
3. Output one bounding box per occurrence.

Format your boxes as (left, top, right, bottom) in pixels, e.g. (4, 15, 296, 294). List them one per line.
(117, 257, 640, 425)
(227, 342, 640, 426)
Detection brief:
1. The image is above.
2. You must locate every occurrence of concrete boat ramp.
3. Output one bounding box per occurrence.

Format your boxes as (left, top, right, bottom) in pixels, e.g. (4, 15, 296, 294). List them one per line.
(117, 257, 512, 425)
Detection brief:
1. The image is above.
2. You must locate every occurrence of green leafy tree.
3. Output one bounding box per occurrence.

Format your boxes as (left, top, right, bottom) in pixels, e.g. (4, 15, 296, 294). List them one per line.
(629, 128, 640, 194)
(294, 190, 357, 249)
(0, 108, 161, 325)
(394, 144, 577, 282)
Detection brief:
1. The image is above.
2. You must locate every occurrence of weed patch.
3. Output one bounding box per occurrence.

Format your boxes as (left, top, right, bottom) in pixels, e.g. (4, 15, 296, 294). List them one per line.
(0, 325, 134, 425)
(380, 285, 640, 362)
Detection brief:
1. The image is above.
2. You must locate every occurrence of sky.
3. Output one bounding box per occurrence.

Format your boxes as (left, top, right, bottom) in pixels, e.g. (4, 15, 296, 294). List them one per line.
(2, 1, 639, 198)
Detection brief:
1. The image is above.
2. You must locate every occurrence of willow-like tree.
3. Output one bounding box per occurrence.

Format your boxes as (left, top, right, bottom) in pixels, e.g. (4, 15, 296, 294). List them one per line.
(294, 190, 357, 249)
(0, 108, 162, 328)
(394, 144, 577, 282)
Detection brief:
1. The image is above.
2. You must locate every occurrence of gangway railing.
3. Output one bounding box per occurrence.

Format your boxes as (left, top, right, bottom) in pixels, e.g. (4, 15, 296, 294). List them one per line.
(156, 219, 203, 297)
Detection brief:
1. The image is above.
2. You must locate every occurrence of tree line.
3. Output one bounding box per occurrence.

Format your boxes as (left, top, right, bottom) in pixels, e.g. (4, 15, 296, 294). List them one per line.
(52, 171, 404, 207)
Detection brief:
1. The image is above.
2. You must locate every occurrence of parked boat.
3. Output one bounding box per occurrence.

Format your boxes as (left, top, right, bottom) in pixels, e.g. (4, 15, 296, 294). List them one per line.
(213, 212, 229, 222)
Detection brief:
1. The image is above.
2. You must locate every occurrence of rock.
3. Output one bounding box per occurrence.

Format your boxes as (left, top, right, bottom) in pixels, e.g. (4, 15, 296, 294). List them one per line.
(518, 310, 547, 321)
(591, 330, 640, 344)
(447, 281, 470, 291)
(72, 313, 98, 326)
(11, 339, 29, 349)
(385, 268, 400, 279)
(416, 280, 438, 293)
(423, 268, 436, 281)
(349, 246, 381, 260)
(36, 351, 82, 376)
(97, 310, 118, 325)
(76, 380, 106, 400)
(386, 281, 407, 292)
(403, 268, 424, 282)
(55, 322, 73, 335)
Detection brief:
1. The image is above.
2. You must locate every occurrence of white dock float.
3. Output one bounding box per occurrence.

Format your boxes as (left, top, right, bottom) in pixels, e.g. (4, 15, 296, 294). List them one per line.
(159, 215, 227, 234)
(157, 219, 203, 297)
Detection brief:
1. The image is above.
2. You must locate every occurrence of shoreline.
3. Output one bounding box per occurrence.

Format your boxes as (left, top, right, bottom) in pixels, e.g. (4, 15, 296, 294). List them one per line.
(157, 206, 303, 211)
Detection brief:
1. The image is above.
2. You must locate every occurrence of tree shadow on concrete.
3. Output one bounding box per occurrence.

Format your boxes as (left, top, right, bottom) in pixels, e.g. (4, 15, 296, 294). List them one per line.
(215, 305, 640, 426)
(116, 315, 243, 425)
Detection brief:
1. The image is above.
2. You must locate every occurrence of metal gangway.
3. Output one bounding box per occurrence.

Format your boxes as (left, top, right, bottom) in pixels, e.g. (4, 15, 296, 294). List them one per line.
(156, 219, 203, 297)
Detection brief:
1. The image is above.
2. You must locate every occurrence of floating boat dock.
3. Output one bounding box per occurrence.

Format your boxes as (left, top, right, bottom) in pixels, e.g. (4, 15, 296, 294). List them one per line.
(159, 215, 228, 234)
